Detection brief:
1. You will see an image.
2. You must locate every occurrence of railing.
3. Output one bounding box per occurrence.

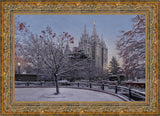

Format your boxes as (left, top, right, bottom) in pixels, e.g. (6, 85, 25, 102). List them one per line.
(15, 81, 145, 101)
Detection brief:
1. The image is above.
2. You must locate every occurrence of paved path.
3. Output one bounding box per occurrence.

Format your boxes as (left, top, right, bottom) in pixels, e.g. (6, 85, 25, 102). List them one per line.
(15, 88, 125, 101)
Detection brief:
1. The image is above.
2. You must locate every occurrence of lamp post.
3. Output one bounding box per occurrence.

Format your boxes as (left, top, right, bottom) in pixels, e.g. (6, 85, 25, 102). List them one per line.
(17, 62, 21, 74)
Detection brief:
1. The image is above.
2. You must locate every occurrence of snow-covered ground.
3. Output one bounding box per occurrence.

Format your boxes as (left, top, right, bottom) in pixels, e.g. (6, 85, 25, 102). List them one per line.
(15, 88, 124, 101)
(125, 78, 145, 83)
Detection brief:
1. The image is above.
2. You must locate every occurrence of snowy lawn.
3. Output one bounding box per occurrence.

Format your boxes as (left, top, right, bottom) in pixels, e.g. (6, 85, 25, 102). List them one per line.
(15, 88, 124, 101)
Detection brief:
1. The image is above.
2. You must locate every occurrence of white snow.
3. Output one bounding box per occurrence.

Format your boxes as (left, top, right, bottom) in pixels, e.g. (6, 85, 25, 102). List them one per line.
(15, 88, 124, 101)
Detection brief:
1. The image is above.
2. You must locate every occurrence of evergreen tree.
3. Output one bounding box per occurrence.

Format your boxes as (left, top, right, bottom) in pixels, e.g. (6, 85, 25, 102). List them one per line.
(109, 56, 120, 74)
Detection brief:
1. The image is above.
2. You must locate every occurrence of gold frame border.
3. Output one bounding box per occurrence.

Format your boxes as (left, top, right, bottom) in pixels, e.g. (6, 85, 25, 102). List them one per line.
(1, 1, 159, 115)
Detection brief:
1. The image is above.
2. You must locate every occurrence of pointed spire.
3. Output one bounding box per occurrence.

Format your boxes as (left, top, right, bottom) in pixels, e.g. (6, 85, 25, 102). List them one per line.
(92, 21, 97, 36)
(84, 24, 87, 34)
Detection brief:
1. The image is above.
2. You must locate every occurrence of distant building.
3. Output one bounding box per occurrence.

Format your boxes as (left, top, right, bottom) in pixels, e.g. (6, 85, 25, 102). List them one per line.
(64, 22, 108, 74)
(78, 22, 108, 73)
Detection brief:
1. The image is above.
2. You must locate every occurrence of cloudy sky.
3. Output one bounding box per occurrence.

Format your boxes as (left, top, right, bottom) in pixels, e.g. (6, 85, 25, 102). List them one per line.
(15, 15, 136, 66)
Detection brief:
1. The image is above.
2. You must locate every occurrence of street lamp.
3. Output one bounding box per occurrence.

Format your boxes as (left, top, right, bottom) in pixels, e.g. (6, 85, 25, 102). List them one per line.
(17, 62, 21, 74)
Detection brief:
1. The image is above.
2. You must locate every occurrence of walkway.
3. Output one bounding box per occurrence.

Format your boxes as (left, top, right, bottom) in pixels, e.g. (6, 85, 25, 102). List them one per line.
(15, 88, 125, 101)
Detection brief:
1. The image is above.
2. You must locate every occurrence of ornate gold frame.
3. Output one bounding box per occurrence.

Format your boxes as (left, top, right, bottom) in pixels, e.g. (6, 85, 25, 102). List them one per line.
(0, 1, 159, 115)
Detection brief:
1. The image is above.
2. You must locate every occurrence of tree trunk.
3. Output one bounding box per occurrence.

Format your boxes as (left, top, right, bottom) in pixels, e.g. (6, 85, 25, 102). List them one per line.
(54, 74, 59, 94)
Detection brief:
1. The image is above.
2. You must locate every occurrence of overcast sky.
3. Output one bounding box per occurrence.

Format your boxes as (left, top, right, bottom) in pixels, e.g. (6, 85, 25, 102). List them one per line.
(15, 15, 136, 66)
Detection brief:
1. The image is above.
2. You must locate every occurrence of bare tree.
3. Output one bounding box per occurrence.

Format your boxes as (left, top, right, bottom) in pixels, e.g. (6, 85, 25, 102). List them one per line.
(116, 15, 145, 80)
(15, 18, 31, 73)
(20, 34, 42, 74)
(84, 60, 98, 82)
(23, 26, 89, 94)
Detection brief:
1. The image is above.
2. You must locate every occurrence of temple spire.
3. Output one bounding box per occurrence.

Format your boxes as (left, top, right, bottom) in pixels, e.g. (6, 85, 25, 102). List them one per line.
(92, 21, 97, 36)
